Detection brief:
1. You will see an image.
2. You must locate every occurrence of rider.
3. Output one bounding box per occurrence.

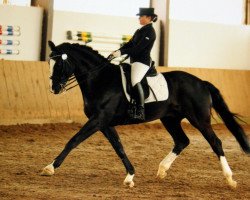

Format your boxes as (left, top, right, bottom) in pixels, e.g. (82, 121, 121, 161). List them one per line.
(110, 7, 157, 121)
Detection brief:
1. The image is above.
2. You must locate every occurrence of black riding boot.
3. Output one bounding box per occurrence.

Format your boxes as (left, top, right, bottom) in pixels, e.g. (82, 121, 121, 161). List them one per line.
(133, 82, 145, 121)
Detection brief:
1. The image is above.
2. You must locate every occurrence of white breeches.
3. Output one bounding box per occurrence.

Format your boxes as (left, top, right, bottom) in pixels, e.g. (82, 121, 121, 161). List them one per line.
(131, 62, 150, 87)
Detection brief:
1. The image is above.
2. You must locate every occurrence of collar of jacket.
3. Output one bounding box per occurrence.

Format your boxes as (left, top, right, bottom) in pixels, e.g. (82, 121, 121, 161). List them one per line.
(139, 23, 153, 30)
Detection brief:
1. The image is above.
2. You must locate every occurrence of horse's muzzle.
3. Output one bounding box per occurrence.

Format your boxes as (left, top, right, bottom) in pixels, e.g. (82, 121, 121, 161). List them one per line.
(51, 83, 66, 94)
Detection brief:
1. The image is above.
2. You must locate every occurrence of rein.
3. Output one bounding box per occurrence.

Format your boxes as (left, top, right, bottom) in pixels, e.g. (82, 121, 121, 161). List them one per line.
(49, 53, 112, 92)
(65, 59, 112, 91)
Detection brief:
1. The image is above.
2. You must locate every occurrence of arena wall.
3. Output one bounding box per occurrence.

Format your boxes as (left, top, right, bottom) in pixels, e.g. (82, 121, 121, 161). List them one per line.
(168, 20, 250, 69)
(0, 60, 250, 125)
(50, 11, 160, 66)
(0, 60, 84, 125)
(0, 5, 43, 61)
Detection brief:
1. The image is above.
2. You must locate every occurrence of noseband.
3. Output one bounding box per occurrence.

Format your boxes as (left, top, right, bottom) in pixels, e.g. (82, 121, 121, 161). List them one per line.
(49, 53, 110, 92)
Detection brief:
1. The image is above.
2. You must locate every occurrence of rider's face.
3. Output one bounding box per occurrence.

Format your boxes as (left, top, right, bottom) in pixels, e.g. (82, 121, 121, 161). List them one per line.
(139, 15, 151, 26)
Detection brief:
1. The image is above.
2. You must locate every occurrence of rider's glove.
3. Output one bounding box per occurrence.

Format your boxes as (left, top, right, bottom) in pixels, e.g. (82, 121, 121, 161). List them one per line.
(107, 54, 115, 61)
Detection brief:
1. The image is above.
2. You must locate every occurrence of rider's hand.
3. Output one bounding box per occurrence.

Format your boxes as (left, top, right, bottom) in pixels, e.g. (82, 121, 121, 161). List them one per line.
(112, 50, 121, 58)
(107, 54, 115, 61)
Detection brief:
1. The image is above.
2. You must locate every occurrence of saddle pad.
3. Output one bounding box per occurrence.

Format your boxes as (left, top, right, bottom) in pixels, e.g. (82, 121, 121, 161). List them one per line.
(120, 66, 169, 103)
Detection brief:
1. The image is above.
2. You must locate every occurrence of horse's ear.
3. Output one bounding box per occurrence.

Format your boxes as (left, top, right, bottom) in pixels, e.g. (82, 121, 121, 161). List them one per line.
(48, 40, 56, 51)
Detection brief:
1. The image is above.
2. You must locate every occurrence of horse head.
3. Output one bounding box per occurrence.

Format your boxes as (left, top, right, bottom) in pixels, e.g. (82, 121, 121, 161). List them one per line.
(48, 41, 112, 94)
(48, 41, 76, 94)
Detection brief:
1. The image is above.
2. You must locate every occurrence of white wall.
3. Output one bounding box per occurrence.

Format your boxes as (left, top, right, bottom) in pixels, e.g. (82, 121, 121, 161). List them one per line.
(51, 11, 160, 66)
(170, 0, 245, 25)
(54, 0, 150, 17)
(0, 5, 43, 61)
(168, 20, 250, 69)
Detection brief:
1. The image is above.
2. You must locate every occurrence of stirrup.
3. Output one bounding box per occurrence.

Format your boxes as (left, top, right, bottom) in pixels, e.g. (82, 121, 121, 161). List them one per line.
(128, 106, 136, 119)
(127, 100, 137, 119)
(133, 106, 145, 121)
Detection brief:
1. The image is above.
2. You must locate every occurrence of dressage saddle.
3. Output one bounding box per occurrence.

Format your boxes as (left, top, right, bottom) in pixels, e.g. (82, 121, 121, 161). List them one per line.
(121, 61, 157, 101)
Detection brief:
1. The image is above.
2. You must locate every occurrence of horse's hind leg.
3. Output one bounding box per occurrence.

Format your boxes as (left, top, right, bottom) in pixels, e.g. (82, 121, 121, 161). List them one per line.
(157, 117, 190, 179)
(189, 118, 237, 188)
(102, 127, 135, 187)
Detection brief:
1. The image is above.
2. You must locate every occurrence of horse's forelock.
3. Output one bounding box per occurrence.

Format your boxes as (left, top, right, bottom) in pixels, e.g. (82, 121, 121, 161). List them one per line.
(55, 43, 71, 54)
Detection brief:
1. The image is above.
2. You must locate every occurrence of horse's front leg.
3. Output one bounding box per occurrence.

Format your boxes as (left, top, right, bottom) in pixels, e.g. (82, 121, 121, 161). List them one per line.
(41, 117, 99, 176)
(102, 127, 135, 187)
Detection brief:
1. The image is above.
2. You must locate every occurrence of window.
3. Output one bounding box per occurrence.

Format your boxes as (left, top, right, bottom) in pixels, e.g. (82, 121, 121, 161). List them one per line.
(170, 0, 245, 25)
(54, 0, 150, 17)
(0, 0, 31, 6)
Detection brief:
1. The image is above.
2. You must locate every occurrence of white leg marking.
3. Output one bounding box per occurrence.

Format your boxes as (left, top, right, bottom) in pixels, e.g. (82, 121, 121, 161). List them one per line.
(123, 173, 135, 188)
(220, 156, 237, 188)
(41, 161, 55, 176)
(49, 59, 55, 93)
(157, 151, 177, 179)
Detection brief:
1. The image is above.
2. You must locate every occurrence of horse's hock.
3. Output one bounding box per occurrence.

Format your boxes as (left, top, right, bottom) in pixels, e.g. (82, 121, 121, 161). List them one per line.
(0, 60, 250, 125)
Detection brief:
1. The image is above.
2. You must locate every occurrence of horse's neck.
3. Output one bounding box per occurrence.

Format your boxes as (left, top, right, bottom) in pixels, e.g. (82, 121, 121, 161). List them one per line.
(75, 61, 111, 97)
(71, 47, 117, 98)
(77, 63, 120, 102)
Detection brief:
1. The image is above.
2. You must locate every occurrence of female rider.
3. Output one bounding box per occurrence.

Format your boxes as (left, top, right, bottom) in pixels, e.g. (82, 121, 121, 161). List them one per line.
(110, 7, 158, 121)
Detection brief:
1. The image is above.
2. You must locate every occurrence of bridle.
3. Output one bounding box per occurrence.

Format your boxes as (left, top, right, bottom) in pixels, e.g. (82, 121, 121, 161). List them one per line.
(49, 53, 113, 92)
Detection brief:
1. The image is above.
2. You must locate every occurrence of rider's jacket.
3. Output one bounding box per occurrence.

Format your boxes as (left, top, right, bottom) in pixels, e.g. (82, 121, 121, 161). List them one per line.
(119, 23, 156, 66)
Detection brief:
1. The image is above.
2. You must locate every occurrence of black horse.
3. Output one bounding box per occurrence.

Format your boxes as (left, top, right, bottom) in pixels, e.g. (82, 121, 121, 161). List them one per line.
(41, 41, 250, 188)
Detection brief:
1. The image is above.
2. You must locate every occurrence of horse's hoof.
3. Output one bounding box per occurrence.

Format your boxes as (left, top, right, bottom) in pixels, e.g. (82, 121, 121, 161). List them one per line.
(123, 173, 135, 188)
(40, 163, 54, 176)
(124, 180, 135, 188)
(157, 171, 167, 179)
(227, 178, 237, 189)
(157, 166, 167, 179)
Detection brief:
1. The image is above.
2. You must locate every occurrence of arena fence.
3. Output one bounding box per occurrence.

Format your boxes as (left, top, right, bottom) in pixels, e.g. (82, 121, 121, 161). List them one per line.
(0, 24, 20, 56)
(0, 25, 20, 36)
(0, 25, 20, 31)
(66, 30, 132, 64)
(67, 30, 132, 44)
(0, 60, 249, 125)
(0, 39, 20, 45)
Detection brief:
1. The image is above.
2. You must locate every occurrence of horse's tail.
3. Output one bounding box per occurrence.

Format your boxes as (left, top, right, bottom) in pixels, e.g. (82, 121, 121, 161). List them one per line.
(204, 81, 250, 154)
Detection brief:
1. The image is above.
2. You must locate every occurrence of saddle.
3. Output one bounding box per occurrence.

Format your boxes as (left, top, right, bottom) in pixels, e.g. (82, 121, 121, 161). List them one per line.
(120, 62, 157, 100)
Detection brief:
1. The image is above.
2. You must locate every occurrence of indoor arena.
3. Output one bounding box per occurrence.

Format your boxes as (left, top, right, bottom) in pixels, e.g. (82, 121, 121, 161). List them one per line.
(0, 1, 250, 199)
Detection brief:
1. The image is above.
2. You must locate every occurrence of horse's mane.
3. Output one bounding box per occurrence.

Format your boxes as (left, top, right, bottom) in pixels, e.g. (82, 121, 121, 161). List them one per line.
(59, 42, 107, 62)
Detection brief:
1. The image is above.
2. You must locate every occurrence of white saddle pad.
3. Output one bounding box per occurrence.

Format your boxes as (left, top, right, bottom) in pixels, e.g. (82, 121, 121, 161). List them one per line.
(119, 66, 169, 103)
